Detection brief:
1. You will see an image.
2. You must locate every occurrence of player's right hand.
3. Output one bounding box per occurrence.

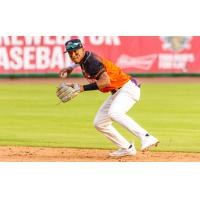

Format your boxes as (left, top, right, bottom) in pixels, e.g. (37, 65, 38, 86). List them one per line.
(59, 68, 69, 78)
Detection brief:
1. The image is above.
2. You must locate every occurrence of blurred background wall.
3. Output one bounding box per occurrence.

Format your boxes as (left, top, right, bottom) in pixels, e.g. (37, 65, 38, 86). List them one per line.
(0, 36, 200, 77)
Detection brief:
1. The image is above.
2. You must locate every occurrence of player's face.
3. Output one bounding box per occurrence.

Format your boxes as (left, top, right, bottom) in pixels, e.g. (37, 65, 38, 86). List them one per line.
(68, 48, 85, 64)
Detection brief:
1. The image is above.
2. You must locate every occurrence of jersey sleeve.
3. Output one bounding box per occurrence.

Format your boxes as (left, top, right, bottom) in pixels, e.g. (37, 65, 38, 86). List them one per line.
(86, 54, 106, 80)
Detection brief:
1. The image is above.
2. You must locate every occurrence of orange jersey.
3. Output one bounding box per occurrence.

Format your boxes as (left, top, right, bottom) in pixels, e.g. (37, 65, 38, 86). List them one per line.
(79, 51, 131, 93)
(99, 56, 131, 93)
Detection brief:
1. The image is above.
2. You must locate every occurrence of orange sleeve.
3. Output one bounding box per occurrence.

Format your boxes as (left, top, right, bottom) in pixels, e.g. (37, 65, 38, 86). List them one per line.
(99, 57, 131, 93)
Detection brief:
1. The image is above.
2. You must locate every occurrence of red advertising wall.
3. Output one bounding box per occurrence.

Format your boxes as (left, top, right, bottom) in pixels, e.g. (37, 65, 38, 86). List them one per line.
(0, 36, 200, 75)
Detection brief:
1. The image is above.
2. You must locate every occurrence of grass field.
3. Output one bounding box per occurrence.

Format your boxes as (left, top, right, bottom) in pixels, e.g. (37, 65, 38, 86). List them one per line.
(0, 82, 200, 153)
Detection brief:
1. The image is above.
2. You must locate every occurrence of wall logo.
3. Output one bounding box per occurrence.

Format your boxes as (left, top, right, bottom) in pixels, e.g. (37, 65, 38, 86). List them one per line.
(116, 54, 157, 70)
(159, 36, 194, 72)
(160, 36, 192, 52)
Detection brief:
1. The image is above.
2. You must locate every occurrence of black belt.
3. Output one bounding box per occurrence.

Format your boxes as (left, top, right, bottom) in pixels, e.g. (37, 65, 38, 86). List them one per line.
(111, 78, 140, 95)
(111, 88, 121, 95)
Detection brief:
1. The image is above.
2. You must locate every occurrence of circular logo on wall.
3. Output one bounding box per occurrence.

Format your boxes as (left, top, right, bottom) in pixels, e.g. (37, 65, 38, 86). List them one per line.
(160, 36, 192, 52)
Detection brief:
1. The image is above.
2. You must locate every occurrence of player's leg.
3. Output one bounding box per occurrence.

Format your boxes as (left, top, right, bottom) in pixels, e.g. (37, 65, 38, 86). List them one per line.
(94, 95, 131, 149)
(94, 95, 136, 157)
(108, 80, 159, 151)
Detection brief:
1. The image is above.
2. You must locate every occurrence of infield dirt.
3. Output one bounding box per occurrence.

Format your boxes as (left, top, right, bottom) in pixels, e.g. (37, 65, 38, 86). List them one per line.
(0, 146, 200, 162)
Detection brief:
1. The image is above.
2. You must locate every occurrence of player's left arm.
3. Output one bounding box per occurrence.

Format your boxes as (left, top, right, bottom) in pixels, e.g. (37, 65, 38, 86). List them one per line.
(79, 71, 111, 92)
(96, 71, 111, 88)
(65, 56, 110, 93)
(56, 72, 111, 103)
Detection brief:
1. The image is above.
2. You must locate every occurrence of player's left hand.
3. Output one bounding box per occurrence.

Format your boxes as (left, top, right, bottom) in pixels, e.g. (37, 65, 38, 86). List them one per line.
(56, 83, 80, 103)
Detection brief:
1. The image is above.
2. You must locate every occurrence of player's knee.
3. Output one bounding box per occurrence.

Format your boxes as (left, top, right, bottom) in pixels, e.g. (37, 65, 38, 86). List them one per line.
(93, 120, 102, 130)
(93, 120, 108, 131)
(108, 111, 121, 122)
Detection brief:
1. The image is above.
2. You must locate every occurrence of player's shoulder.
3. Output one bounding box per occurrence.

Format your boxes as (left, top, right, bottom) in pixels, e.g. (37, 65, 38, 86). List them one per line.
(87, 51, 101, 61)
(85, 51, 103, 66)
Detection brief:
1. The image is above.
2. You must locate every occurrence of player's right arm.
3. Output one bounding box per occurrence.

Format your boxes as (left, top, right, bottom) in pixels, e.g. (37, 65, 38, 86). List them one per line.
(59, 63, 79, 78)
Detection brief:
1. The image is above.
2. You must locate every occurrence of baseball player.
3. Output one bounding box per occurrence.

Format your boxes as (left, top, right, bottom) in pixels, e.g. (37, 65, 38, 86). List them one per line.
(57, 39, 159, 157)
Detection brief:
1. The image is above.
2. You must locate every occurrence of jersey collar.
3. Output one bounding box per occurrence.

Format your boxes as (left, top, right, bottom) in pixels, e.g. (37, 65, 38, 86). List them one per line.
(79, 51, 91, 65)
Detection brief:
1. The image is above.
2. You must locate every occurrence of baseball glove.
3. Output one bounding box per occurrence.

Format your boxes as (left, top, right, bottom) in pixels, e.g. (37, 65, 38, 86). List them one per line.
(56, 83, 80, 103)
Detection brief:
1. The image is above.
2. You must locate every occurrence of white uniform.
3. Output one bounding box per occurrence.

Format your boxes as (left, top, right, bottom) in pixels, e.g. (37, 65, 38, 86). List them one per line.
(94, 80, 149, 149)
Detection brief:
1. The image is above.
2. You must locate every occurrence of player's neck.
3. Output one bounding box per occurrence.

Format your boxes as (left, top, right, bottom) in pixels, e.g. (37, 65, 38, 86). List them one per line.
(79, 51, 90, 64)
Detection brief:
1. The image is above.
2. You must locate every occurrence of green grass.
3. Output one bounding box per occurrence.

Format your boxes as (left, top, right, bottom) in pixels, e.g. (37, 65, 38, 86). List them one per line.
(0, 82, 200, 153)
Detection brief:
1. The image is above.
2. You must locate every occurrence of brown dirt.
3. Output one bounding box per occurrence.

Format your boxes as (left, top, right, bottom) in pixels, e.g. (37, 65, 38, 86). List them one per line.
(0, 146, 200, 162)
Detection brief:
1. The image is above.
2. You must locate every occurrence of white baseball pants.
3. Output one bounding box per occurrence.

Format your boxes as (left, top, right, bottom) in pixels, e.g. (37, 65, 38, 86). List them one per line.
(94, 80, 148, 149)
